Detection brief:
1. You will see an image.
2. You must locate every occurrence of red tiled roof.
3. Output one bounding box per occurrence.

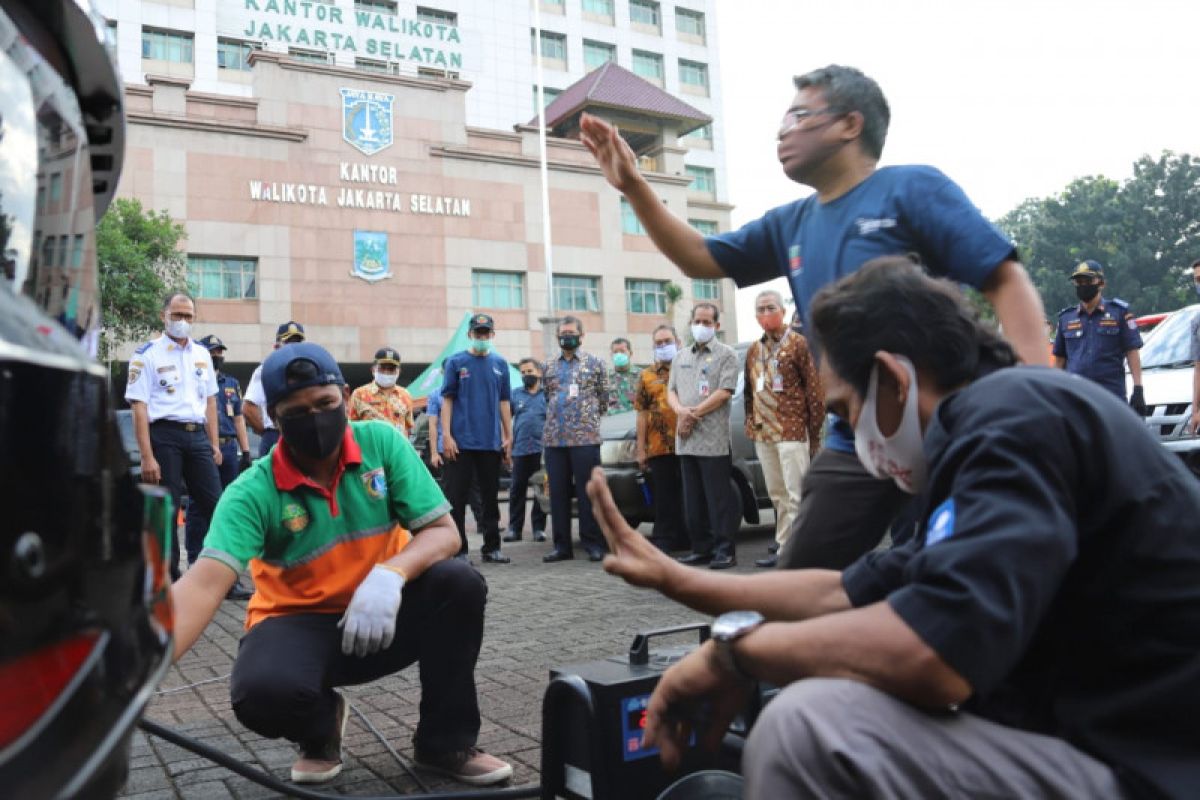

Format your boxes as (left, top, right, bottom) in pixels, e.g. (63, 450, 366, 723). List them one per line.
(527, 61, 711, 132)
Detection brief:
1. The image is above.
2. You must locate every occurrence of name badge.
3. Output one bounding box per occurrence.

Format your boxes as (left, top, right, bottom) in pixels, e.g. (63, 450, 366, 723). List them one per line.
(772, 374, 784, 392)
(226, 402, 234, 416)
(699, 378, 710, 397)
(755, 375, 765, 393)
(569, 382, 579, 399)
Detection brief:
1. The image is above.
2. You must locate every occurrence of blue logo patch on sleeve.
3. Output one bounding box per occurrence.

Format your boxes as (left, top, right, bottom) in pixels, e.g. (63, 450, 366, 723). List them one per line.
(924, 498, 956, 546)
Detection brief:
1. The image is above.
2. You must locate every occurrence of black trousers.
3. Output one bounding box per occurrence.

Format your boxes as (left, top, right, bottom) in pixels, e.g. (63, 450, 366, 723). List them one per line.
(258, 428, 280, 459)
(150, 423, 222, 579)
(508, 452, 547, 535)
(185, 438, 238, 567)
(442, 449, 501, 555)
(648, 454, 689, 549)
(544, 445, 604, 555)
(679, 454, 738, 559)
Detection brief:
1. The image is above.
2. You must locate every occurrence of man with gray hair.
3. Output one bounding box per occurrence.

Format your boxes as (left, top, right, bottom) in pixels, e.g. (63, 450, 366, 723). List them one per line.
(745, 289, 824, 567)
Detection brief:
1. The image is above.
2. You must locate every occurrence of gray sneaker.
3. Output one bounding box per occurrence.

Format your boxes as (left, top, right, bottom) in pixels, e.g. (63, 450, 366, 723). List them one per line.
(415, 747, 513, 785)
(291, 692, 347, 784)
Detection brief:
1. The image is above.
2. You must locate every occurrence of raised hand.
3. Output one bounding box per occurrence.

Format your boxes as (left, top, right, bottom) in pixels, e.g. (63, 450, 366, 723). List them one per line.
(580, 113, 643, 193)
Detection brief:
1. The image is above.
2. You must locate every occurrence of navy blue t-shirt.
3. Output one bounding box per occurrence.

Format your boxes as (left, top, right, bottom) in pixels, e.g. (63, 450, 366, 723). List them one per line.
(706, 165, 1015, 451)
(440, 350, 512, 451)
(510, 386, 547, 457)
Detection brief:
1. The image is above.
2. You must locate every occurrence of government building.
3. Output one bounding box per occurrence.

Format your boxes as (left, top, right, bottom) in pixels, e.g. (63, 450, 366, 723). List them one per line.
(99, 0, 736, 381)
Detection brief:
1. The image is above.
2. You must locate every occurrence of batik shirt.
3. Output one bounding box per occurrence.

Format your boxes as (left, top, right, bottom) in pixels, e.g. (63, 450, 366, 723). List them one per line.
(542, 350, 608, 447)
(634, 363, 677, 458)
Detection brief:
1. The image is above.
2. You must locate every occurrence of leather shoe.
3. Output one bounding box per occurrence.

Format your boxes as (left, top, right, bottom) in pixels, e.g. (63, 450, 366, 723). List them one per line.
(755, 554, 778, 568)
(502, 531, 522, 542)
(543, 550, 574, 563)
(481, 550, 511, 564)
(225, 582, 253, 601)
(532, 530, 546, 542)
(587, 549, 607, 562)
(709, 555, 737, 570)
(676, 552, 713, 565)
(767, 542, 779, 554)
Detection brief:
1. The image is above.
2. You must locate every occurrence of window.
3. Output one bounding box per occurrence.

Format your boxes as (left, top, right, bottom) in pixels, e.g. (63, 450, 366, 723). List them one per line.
(57, 235, 69, 267)
(678, 59, 709, 95)
(358, 58, 395, 74)
(472, 270, 525, 310)
(675, 7, 706, 42)
(355, 0, 397, 12)
(686, 165, 715, 196)
(620, 198, 646, 235)
(141, 28, 193, 63)
(532, 29, 567, 63)
(36, 185, 45, 212)
(288, 48, 332, 64)
(49, 173, 62, 203)
(553, 275, 601, 312)
(688, 218, 718, 235)
(70, 235, 85, 270)
(532, 85, 562, 111)
(217, 38, 258, 71)
(681, 123, 713, 149)
(416, 6, 457, 26)
(583, 0, 614, 19)
(583, 40, 616, 71)
(187, 256, 258, 300)
(631, 49, 663, 83)
(692, 278, 720, 300)
(630, 0, 661, 31)
(41, 236, 54, 268)
(626, 279, 667, 315)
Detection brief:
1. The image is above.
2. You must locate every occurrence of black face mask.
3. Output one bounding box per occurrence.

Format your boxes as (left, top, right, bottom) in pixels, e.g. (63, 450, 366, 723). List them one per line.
(1074, 283, 1101, 302)
(279, 404, 347, 460)
(522, 374, 539, 389)
(559, 334, 580, 351)
(211, 356, 225, 372)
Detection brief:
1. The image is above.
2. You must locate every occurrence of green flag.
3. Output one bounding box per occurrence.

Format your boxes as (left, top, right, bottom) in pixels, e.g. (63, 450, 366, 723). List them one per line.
(406, 311, 524, 400)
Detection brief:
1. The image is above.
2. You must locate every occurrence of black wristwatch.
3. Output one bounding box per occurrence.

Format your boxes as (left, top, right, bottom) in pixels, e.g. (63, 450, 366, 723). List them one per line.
(711, 610, 765, 681)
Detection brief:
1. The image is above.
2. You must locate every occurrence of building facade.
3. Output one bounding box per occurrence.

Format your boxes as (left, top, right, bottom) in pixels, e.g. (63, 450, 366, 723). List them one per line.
(101, 0, 736, 370)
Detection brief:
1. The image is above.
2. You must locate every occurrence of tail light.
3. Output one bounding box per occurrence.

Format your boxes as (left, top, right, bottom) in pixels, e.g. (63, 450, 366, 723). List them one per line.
(0, 630, 102, 750)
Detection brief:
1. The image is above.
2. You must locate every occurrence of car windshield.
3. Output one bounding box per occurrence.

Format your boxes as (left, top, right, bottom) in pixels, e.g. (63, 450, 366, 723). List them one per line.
(1140, 306, 1199, 368)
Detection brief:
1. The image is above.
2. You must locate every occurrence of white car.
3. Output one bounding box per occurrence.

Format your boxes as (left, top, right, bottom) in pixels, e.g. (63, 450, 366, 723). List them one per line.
(1128, 304, 1199, 477)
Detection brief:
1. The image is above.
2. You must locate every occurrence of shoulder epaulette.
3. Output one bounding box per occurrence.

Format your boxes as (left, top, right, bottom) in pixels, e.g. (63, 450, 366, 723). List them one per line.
(134, 341, 153, 354)
(1057, 306, 1075, 317)
(1109, 298, 1130, 310)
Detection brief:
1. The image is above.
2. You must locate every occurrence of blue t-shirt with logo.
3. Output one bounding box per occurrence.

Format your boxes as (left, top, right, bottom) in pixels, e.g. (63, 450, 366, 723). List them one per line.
(440, 350, 512, 451)
(706, 165, 1015, 451)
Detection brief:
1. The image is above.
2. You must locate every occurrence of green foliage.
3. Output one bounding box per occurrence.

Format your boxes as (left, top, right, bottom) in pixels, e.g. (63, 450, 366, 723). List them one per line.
(97, 198, 187, 360)
(997, 151, 1200, 319)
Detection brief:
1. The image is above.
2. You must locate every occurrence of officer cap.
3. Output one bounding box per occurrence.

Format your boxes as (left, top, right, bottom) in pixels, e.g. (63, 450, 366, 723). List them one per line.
(1070, 260, 1105, 280)
(197, 334, 226, 352)
(261, 342, 345, 407)
(374, 347, 401, 366)
(470, 313, 495, 332)
(275, 321, 306, 343)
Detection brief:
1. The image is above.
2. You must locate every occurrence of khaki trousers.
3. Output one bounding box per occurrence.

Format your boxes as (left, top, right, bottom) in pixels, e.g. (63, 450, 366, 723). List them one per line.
(754, 439, 810, 546)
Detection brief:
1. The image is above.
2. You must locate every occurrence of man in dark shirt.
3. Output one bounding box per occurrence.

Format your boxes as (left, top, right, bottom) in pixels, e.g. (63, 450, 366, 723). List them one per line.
(588, 257, 1200, 799)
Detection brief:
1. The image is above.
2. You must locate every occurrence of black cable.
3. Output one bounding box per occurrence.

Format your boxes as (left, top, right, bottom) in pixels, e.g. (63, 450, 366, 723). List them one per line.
(348, 702, 431, 793)
(137, 718, 541, 800)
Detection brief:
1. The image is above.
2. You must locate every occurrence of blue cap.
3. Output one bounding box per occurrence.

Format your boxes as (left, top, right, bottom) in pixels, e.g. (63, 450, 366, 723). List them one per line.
(261, 342, 345, 407)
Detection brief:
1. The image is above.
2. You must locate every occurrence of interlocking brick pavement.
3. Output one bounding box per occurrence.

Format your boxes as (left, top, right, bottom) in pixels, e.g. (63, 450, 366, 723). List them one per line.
(120, 515, 775, 799)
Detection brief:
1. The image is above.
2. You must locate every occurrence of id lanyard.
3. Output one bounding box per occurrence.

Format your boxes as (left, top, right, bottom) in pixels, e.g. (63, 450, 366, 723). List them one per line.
(756, 335, 784, 393)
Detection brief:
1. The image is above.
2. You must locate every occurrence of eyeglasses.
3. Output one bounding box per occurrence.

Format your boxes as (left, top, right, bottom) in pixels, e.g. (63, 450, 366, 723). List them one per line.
(779, 107, 843, 135)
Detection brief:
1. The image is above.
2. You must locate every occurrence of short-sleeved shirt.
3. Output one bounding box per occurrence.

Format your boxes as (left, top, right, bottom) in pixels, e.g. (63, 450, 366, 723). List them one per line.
(440, 350, 511, 451)
(348, 381, 416, 436)
(511, 386, 547, 457)
(634, 363, 677, 458)
(215, 373, 243, 438)
(244, 365, 275, 431)
(425, 390, 445, 454)
(667, 340, 738, 457)
(744, 329, 824, 449)
(1053, 298, 1142, 397)
(542, 351, 608, 447)
(202, 420, 451, 630)
(124, 335, 219, 424)
(705, 165, 1015, 452)
(841, 367, 1200, 800)
(608, 367, 638, 415)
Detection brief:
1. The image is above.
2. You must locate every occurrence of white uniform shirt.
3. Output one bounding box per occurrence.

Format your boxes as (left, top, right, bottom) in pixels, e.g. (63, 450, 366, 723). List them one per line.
(244, 365, 276, 430)
(125, 335, 219, 423)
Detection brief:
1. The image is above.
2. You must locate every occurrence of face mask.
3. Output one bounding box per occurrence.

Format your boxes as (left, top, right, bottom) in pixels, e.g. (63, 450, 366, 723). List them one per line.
(559, 334, 580, 351)
(654, 343, 677, 363)
(280, 404, 347, 461)
(613, 352, 630, 369)
(691, 324, 716, 344)
(211, 356, 225, 372)
(470, 338, 493, 354)
(522, 374, 539, 389)
(1074, 283, 1100, 302)
(853, 355, 928, 495)
(166, 319, 191, 339)
(374, 372, 398, 389)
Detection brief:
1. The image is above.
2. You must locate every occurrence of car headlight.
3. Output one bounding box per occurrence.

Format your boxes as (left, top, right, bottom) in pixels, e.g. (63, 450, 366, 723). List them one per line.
(600, 438, 637, 466)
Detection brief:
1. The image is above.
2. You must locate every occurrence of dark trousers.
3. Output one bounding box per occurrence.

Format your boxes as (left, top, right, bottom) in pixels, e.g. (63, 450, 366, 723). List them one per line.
(778, 448, 909, 570)
(258, 428, 280, 459)
(230, 559, 486, 755)
(215, 439, 239, 488)
(544, 445, 604, 555)
(679, 454, 738, 559)
(184, 439, 238, 568)
(443, 449, 501, 555)
(508, 452, 547, 535)
(151, 423, 222, 579)
(648, 454, 689, 550)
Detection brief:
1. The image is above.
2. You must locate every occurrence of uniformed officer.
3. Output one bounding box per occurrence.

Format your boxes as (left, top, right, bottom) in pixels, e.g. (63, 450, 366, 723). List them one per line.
(244, 321, 306, 457)
(126, 292, 223, 579)
(1053, 260, 1146, 413)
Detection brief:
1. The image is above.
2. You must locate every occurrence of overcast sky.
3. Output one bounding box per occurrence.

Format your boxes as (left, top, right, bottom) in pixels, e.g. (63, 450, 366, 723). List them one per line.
(717, 0, 1200, 337)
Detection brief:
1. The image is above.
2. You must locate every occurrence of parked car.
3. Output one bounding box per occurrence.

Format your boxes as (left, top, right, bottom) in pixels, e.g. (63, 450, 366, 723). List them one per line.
(115, 409, 263, 483)
(1128, 304, 1200, 477)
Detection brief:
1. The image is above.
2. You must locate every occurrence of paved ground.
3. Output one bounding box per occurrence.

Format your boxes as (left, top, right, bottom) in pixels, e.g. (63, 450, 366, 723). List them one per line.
(119, 511, 777, 799)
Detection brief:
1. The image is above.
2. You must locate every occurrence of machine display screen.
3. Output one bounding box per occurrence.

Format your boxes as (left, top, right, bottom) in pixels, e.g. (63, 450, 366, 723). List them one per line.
(620, 694, 655, 761)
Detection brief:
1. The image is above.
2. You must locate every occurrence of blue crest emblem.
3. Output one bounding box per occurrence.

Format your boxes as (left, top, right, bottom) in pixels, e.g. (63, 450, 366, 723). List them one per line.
(361, 468, 388, 500)
(924, 498, 956, 547)
(340, 88, 393, 156)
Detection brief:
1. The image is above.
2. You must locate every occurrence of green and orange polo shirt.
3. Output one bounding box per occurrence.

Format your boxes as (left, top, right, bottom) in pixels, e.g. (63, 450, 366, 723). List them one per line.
(201, 420, 451, 630)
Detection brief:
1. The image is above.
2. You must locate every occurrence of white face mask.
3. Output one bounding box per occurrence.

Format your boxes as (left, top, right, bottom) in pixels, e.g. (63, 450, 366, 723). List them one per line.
(853, 355, 928, 495)
(691, 324, 716, 344)
(165, 319, 191, 340)
(653, 342, 678, 363)
(374, 371, 398, 389)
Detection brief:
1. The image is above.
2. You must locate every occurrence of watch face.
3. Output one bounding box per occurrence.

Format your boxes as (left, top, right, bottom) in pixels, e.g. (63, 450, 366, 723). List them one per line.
(713, 610, 765, 640)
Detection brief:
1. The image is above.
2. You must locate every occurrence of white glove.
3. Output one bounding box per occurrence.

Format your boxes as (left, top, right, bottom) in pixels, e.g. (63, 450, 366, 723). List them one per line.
(338, 565, 404, 657)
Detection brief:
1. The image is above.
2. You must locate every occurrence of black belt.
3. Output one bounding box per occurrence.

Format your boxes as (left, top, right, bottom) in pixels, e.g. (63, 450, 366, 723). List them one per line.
(150, 419, 205, 432)
(219, 435, 235, 445)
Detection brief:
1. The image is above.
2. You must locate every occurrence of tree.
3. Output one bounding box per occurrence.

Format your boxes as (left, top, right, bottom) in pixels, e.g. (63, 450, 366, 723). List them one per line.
(97, 198, 187, 360)
(664, 280, 683, 325)
(996, 151, 1200, 317)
